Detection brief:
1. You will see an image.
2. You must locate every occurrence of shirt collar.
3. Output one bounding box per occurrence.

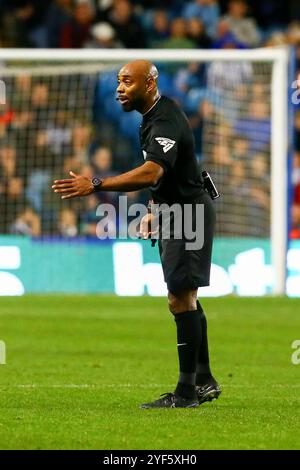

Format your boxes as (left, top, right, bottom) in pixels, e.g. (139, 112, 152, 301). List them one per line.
(142, 95, 162, 118)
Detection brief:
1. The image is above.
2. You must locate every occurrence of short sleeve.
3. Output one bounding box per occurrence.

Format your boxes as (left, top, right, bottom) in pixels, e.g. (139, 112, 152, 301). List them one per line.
(144, 119, 179, 172)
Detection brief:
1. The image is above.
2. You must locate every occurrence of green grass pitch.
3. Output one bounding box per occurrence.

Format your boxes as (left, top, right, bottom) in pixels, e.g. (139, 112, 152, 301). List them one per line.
(0, 295, 299, 450)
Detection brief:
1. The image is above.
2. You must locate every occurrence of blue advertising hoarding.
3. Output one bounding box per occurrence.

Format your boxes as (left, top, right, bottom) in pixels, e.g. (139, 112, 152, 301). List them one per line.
(0, 236, 299, 297)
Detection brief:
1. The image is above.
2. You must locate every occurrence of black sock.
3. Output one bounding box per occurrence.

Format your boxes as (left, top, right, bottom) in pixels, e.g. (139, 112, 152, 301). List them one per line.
(196, 300, 214, 386)
(173, 310, 201, 399)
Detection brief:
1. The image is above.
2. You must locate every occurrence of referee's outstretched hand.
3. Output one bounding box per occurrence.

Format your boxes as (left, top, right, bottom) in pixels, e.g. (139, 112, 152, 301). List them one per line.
(52, 171, 94, 199)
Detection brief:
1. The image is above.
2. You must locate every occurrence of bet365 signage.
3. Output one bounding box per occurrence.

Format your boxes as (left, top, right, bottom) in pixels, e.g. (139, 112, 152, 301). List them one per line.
(1, 240, 300, 297)
(112, 243, 300, 297)
(0, 246, 25, 296)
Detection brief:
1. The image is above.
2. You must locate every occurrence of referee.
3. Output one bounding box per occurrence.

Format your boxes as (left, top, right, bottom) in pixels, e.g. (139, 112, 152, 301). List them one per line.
(52, 60, 221, 408)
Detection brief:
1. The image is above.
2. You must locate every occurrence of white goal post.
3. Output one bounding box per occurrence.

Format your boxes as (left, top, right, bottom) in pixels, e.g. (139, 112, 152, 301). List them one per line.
(0, 47, 290, 295)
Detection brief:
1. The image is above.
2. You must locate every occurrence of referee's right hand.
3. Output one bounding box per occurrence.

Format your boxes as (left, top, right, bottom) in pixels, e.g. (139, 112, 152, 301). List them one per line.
(139, 213, 158, 239)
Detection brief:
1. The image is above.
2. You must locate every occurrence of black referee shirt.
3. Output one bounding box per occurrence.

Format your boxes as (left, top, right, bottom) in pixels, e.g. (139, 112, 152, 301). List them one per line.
(140, 95, 205, 205)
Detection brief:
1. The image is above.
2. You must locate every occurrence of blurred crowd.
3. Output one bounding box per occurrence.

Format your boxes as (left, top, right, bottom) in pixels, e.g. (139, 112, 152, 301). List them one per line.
(0, 0, 299, 238)
(0, 62, 272, 239)
(0, 0, 295, 50)
(0, 72, 149, 238)
(0, 0, 299, 48)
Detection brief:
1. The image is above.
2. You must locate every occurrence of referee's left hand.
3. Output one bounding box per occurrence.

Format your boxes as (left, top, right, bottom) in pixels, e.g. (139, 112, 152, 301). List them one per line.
(52, 171, 94, 199)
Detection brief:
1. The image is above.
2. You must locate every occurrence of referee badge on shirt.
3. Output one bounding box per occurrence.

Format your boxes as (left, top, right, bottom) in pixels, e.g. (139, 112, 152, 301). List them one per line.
(155, 137, 176, 153)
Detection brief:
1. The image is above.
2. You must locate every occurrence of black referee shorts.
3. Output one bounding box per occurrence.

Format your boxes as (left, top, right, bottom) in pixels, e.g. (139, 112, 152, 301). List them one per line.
(158, 192, 215, 295)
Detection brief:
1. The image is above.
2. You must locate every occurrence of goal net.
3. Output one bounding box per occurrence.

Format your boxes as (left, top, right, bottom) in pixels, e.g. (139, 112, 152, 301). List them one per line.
(0, 49, 289, 295)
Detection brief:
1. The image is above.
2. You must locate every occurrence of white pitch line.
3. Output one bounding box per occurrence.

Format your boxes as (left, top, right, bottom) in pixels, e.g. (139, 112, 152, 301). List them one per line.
(0, 383, 299, 389)
(8, 384, 173, 389)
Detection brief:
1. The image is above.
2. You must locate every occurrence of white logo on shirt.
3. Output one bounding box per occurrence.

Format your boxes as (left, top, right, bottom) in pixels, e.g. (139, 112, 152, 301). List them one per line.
(155, 137, 176, 153)
(143, 150, 147, 160)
